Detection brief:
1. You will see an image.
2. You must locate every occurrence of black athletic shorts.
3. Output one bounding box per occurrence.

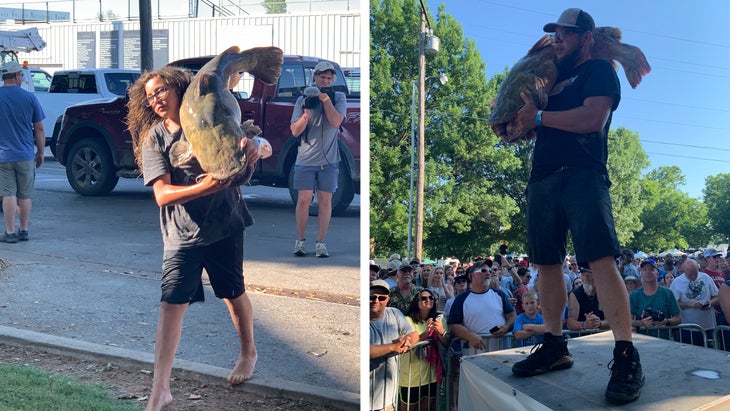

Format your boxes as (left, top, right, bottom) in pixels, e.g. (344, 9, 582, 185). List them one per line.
(527, 167, 620, 266)
(160, 230, 245, 304)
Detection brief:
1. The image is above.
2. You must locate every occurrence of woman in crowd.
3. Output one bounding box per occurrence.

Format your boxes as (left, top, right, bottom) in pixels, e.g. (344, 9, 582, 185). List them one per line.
(662, 272, 675, 288)
(428, 266, 454, 313)
(399, 288, 449, 411)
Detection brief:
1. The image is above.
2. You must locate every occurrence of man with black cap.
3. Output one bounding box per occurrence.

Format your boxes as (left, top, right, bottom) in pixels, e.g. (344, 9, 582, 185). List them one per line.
(629, 259, 680, 339)
(511, 8, 644, 404)
(369, 279, 417, 411)
(290, 61, 346, 258)
(388, 263, 423, 315)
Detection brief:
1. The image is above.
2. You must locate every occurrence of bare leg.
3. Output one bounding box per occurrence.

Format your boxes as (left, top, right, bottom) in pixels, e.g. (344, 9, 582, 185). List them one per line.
(2, 195, 16, 233)
(589, 256, 633, 341)
(17, 198, 31, 231)
(146, 302, 188, 411)
(296, 190, 313, 238)
(223, 292, 257, 385)
(316, 191, 332, 242)
(536, 264, 567, 335)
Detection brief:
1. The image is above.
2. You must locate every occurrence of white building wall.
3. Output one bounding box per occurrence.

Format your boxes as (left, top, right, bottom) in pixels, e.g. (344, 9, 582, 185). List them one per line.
(4, 11, 361, 74)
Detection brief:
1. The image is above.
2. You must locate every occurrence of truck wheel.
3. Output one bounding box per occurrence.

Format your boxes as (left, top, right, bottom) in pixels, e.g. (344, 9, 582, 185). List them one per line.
(288, 162, 354, 216)
(65, 138, 119, 196)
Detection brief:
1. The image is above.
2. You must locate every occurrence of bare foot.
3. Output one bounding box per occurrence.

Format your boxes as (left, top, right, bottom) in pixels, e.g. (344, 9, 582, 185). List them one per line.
(227, 351, 257, 385)
(145, 389, 173, 411)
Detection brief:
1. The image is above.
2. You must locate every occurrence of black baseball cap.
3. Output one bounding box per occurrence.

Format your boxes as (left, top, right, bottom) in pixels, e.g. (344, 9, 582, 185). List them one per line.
(544, 8, 595, 33)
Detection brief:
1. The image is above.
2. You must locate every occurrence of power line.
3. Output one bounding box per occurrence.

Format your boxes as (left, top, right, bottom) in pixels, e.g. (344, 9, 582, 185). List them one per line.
(644, 152, 730, 164)
(640, 139, 730, 152)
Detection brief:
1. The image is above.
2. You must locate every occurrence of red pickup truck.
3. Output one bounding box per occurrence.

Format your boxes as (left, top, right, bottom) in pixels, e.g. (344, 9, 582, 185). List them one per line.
(54, 55, 360, 214)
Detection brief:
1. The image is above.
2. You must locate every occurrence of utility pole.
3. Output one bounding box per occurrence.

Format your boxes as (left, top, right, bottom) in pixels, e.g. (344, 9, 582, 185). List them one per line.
(139, 0, 153, 71)
(415, 9, 426, 262)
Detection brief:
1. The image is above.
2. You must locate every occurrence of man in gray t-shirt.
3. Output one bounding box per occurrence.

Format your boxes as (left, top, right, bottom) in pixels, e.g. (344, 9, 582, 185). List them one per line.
(289, 61, 347, 258)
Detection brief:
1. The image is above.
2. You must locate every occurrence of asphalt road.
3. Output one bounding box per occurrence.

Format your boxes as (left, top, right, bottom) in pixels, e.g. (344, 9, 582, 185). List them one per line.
(0, 159, 361, 396)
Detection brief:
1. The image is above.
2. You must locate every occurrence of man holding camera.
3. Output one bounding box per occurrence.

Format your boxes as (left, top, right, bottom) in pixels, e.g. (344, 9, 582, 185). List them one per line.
(629, 259, 680, 340)
(289, 61, 346, 257)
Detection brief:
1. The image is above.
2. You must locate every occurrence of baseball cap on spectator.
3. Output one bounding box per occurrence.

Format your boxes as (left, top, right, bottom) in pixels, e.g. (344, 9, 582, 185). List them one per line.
(370, 279, 390, 295)
(519, 260, 529, 267)
(543, 8, 595, 33)
(624, 275, 640, 286)
(386, 259, 400, 272)
(409, 259, 420, 265)
(578, 264, 591, 273)
(703, 248, 723, 258)
(0, 61, 23, 75)
(388, 253, 401, 261)
(640, 259, 657, 269)
(313, 61, 336, 75)
(370, 263, 380, 273)
(454, 274, 468, 284)
(399, 263, 413, 271)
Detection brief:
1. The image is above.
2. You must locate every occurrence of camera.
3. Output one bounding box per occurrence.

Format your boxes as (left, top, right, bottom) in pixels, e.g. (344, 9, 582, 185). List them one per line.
(644, 307, 665, 322)
(302, 87, 336, 110)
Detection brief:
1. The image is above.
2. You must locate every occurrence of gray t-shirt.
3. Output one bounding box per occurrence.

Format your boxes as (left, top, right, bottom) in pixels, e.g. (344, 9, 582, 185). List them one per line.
(369, 307, 414, 411)
(141, 122, 253, 250)
(291, 91, 346, 166)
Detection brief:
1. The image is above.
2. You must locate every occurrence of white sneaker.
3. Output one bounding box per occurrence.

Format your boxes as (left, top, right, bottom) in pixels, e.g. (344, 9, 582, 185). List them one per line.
(293, 238, 307, 256)
(315, 241, 329, 258)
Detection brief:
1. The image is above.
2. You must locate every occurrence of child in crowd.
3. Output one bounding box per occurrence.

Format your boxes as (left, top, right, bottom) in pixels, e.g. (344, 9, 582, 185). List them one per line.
(513, 291, 546, 347)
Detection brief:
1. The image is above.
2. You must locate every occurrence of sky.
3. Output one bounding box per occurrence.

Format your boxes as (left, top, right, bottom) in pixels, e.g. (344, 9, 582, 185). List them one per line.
(424, 0, 730, 199)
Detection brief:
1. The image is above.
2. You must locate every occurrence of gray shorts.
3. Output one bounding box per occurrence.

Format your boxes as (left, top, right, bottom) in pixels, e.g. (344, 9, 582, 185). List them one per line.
(293, 163, 339, 193)
(527, 167, 620, 265)
(0, 160, 35, 199)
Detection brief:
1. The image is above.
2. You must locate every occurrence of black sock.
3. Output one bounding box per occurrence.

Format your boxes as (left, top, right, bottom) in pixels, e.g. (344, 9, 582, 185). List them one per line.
(614, 340, 634, 356)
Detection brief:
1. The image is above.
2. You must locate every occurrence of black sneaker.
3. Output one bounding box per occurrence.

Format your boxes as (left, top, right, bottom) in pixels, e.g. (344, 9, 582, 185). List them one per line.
(512, 333, 574, 377)
(18, 230, 29, 241)
(0, 232, 18, 243)
(605, 346, 644, 404)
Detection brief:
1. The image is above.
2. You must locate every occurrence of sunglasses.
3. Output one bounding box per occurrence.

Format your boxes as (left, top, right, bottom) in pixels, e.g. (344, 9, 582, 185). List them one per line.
(370, 295, 388, 302)
(550, 29, 586, 42)
(455, 278, 467, 284)
(419, 296, 435, 302)
(456, 271, 464, 274)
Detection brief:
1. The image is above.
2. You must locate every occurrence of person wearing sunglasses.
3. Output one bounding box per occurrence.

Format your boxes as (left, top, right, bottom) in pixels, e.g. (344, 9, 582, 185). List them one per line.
(369, 280, 417, 411)
(397, 289, 448, 411)
(447, 260, 516, 355)
(511, 8, 644, 404)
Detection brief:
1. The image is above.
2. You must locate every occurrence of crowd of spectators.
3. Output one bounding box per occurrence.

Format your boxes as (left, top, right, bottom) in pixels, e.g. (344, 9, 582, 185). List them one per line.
(369, 248, 730, 411)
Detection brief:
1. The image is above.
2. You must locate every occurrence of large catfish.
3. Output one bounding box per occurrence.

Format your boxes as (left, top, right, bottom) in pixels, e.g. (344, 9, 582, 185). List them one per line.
(488, 27, 650, 143)
(175, 45, 283, 182)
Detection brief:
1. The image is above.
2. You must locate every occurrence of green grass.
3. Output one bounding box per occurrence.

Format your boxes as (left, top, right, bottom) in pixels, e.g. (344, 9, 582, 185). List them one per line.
(0, 363, 140, 411)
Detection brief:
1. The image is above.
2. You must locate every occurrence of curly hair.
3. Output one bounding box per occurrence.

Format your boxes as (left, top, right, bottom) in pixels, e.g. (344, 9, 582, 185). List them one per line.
(126, 67, 192, 168)
(405, 289, 439, 324)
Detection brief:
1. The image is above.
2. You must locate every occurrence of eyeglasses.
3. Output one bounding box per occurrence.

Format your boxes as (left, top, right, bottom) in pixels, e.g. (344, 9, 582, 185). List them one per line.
(550, 29, 585, 42)
(370, 295, 388, 302)
(479, 268, 490, 273)
(145, 86, 170, 106)
(419, 296, 435, 302)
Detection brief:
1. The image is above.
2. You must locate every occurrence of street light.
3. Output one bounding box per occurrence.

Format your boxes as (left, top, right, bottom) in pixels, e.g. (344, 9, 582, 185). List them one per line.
(407, 73, 447, 261)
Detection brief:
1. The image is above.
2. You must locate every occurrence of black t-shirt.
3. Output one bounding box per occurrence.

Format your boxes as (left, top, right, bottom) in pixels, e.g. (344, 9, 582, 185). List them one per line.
(530, 59, 621, 182)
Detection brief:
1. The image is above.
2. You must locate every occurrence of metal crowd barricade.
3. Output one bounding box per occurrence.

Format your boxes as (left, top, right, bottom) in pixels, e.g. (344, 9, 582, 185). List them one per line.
(712, 325, 730, 351)
(398, 339, 442, 411)
(370, 340, 444, 411)
(635, 323, 708, 347)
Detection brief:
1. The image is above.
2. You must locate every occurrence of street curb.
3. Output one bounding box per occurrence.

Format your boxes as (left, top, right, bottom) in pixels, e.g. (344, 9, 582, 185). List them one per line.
(0, 325, 359, 410)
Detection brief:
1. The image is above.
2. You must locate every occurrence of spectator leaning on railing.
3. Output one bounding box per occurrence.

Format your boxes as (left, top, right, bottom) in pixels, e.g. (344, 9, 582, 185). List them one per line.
(369, 280, 418, 411)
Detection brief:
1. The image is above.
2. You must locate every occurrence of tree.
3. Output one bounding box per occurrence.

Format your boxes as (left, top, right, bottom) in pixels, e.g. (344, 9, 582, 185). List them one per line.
(263, 0, 287, 14)
(370, 1, 519, 260)
(631, 166, 712, 252)
(704, 173, 730, 243)
(605, 127, 648, 247)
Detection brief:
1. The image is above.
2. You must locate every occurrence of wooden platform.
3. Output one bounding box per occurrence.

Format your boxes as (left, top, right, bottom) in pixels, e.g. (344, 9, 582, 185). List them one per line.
(459, 331, 730, 410)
